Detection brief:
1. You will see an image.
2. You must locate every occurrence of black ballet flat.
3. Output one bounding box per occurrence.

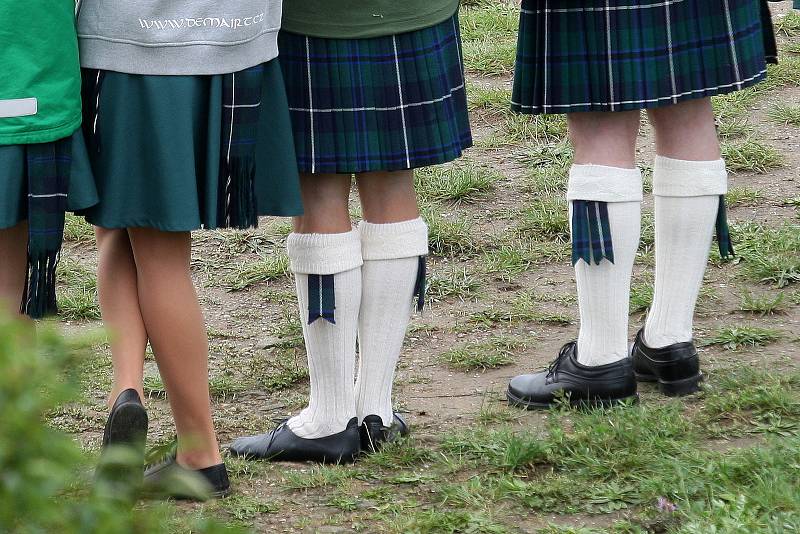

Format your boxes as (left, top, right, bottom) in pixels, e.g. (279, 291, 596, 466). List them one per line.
(229, 417, 361, 464)
(360, 413, 410, 454)
(143, 455, 230, 501)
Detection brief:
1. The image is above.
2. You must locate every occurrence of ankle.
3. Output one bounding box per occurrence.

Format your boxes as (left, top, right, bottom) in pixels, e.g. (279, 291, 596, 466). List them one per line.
(107, 385, 145, 409)
(176, 449, 223, 470)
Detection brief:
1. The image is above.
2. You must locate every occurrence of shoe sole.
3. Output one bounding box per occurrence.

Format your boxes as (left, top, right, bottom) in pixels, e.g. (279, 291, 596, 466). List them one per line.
(635, 371, 704, 397)
(506, 389, 639, 410)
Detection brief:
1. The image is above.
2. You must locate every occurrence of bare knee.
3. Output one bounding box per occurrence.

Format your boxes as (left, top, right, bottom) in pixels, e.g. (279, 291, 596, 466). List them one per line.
(293, 173, 352, 234)
(568, 111, 640, 168)
(127, 228, 192, 278)
(356, 170, 419, 224)
(647, 98, 721, 160)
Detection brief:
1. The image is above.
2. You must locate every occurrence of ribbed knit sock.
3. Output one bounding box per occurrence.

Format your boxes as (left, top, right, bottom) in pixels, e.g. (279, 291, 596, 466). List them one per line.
(568, 164, 643, 366)
(286, 229, 362, 439)
(355, 218, 429, 426)
(644, 156, 727, 348)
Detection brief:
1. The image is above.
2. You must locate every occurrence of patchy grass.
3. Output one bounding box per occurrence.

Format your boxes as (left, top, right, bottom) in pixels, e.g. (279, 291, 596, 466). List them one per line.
(721, 138, 784, 173)
(427, 265, 481, 302)
(415, 162, 501, 204)
(726, 186, 765, 207)
(706, 325, 782, 351)
(439, 335, 525, 371)
(63, 214, 95, 243)
(459, 0, 519, 76)
(222, 253, 290, 291)
(739, 291, 787, 316)
(732, 222, 800, 287)
(767, 103, 800, 126)
(422, 203, 480, 257)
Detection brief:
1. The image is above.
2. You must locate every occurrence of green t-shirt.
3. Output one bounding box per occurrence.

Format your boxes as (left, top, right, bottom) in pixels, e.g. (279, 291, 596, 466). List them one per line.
(282, 0, 460, 39)
(0, 1, 82, 146)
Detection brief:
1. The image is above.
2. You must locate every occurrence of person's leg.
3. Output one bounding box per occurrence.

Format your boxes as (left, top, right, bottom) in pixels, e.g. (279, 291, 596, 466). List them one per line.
(287, 173, 362, 439)
(0, 222, 28, 317)
(95, 227, 148, 407)
(568, 111, 643, 366)
(643, 98, 726, 348)
(126, 227, 221, 469)
(354, 171, 426, 436)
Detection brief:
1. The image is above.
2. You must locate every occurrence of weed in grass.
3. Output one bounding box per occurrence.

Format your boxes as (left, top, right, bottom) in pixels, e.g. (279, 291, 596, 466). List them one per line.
(63, 214, 95, 243)
(767, 102, 800, 126)
(739, 291, 787, 316)
(208, 374, 250, 400)
(629, 283, 654, 315)
(386, 508, 510, 534)
(415, 162, 500, 204)
(283, 465, 355, 490)
(515, 196, 570, 242)
(524, 167, 568, 195)
(725, 186, 765, 207)
(439, 335, 525, 371)
(57, 258, 100, 321)
(421, 203, 480, 257)
(427, 266, 481, 301)
(471, 290, 574, 326)
(460, 0, 519, 77)
(467, 85, 510, 111)
(519, 140, 574, 171)
(483, 244, 534, 281)
(721, 138, 784, 173)
(731, 222, 800, 287)
(221, 494, 278, 523)
(706, 325, 782, 350)
(249, 347, 309, 391)
(363, 437, 435, 470)
(774, 11, 800, 37)
(222, 253, 290, 291)
(716, 116, 753, 139)
(441, 427, 549, 473)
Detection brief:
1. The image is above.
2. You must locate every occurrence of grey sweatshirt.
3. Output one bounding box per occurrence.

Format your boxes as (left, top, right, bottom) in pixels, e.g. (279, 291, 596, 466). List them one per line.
(76, 0, 281, 75)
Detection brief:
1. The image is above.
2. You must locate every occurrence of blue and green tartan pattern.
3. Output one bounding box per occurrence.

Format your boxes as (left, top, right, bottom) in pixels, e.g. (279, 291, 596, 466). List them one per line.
(512, 0, 769, 114)
(308, 274, 336, 324)
(571, 200, 615, 266)
(22, 138, 72, 319)
(278, 14, 473, 174)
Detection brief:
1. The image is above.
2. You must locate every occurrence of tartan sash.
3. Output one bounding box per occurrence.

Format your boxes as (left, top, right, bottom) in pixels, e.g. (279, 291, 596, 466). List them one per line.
(571, 200, 614, 266)
(413, 255, 427, 312)
(21, 139, 72, 319)
(716, 195, 735, 260)
(218, 66, 263, 229)
(308, 274, 336, 325)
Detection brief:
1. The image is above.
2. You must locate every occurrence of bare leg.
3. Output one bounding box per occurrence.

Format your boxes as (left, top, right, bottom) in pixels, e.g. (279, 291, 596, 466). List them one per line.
(0, 222, 28, 318)
(293, 173, 353, 233)
(647, 98, 721, 161)
(127, 228, 221, 469)
(356, 170, 419, 224)
(568, 110, 641, 167)
(95, 227, 148, 407)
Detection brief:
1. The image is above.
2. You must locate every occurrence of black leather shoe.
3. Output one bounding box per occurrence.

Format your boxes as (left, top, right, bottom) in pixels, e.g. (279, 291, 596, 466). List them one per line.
(95, 389, 149, 500)
(143, 455, 230, 501)
(507, 342, 638, 409)
(631, 329, 703, 396)
(360, 413, 410, 454)
(229, 417, 361, 464)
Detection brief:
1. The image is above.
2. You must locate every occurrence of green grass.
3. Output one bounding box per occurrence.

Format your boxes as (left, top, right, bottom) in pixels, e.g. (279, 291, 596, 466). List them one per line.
(63, 214, 95, 243)
(438, 335, 525, 371)
(721, 138, 784, 173)
(515, 195, 570, 242)
(739, 291, 787, 316)
(732, 222, 800, 287)
(415, 162, 501, 204)
(426, 265, 481, 301)
(470, 290, 574, 326)
(706, 325, 782, 351)
(482, 243, 535, 281)
(726, 186, 765, 207)
(218, 495, 278, 524)
(767, 103, 800, 126)
(421, 203, 480, 257)
(56, 258, 100, 321)
(222, 253, 290, 291)
(459, 0, 519, 77)
(775, 11, 800, 38)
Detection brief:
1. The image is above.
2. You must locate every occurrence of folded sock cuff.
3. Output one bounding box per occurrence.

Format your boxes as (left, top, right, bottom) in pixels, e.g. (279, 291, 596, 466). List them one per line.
(287, 229, 363, 275)
(359, 217, 429, 260)
(652, 156, 728, 197)
(567, 164, 643, 203)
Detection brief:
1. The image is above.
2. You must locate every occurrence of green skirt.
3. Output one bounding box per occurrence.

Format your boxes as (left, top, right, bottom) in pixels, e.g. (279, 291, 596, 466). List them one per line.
(79, 59, 303, 231)
(0, 128, 98, 229)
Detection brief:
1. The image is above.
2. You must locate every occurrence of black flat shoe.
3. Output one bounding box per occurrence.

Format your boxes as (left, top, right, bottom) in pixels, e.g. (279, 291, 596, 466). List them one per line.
(143, 455, 230, 501)
(229, 417, 361, 464)
(631, 329, 703, 397)
(507, 342, 638, 409)
(360, 413, 410, 454)
(95, 389, 149, 500)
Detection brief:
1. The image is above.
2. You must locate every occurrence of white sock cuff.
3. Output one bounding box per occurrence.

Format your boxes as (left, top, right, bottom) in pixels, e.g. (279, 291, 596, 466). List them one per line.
(652, 156, 728, 197)
(359, 218, 429, 261)
(567, 164, 643, 203)
(287, 229, 364, 275)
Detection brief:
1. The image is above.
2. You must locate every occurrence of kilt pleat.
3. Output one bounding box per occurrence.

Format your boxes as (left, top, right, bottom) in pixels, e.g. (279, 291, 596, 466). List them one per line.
(512, 0, 769, 114)
(279, 14, 473, 174)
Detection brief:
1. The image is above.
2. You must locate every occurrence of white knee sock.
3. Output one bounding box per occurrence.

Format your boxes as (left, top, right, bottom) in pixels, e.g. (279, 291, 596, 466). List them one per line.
(568, 164, 643, 366)
(355, 218, 428, 426)
(644, 156, 727, 348)
(286, 229, 363, 439)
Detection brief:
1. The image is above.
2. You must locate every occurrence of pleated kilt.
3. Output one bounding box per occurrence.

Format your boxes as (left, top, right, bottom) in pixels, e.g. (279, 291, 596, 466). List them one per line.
(511, 0, 771, 114)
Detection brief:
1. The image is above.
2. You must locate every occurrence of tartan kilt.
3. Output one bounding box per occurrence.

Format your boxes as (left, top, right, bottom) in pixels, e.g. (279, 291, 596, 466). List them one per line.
(511, 0, 770, 114)
(278, 14, 473, 174)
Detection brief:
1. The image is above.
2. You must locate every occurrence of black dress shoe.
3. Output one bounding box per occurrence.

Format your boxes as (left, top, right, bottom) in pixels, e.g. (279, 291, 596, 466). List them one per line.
(360, 413, 410, 454)
(95, 389, 149, 500)
(631, 329, 703, 396)
(143, 455, 230, 501)
(507, 342, 638, 409)
(229, 417, 361, 464)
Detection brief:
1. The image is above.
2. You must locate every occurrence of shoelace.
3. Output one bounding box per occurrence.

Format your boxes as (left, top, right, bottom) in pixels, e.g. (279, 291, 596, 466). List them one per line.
(546, 342, 576, 379)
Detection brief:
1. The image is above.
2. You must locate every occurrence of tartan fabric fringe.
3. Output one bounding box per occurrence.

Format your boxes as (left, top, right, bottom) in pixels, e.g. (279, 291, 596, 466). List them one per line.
(308, 274, 336, 324)
(571, 200, 614, 266)
(413, 256, 427, 312)
(22, 251, 60, 319)
(716, 195, 735, 259)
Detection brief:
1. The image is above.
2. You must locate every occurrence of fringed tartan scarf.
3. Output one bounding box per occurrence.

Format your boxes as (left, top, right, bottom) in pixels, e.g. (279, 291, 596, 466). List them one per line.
(218, 65, 263, 229)
(21, 139, 72, 319)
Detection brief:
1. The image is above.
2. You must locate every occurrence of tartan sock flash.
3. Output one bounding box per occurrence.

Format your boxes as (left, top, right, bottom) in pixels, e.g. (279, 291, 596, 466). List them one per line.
(286, 229, 363, 439)
(355, 218, 429, 426)
(568, 165, 642, 367)
(644, 156, 728, 349)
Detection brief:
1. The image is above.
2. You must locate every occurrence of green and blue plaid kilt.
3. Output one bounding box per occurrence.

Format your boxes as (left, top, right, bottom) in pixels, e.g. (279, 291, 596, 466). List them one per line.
(278, 14, 473, 174)
(512, 0, 770, 114)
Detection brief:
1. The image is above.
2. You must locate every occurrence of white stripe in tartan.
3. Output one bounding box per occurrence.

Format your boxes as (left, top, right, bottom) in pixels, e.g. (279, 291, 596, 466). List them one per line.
(392, 35, 412, 169)
(723, 0, 743, 90)
(510, 69, 767, 110)
(521, 0, 688, 14)
(665, 2, 678, 105)
(224, 72, 236, 227)
(288, 83, 466, 114)
(223, 103, 261, 109)
(544, 0, 550, 110)
(305, 36, 317, 174)
(28, 193, 68, 198)
(606, 0, 615, 112)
